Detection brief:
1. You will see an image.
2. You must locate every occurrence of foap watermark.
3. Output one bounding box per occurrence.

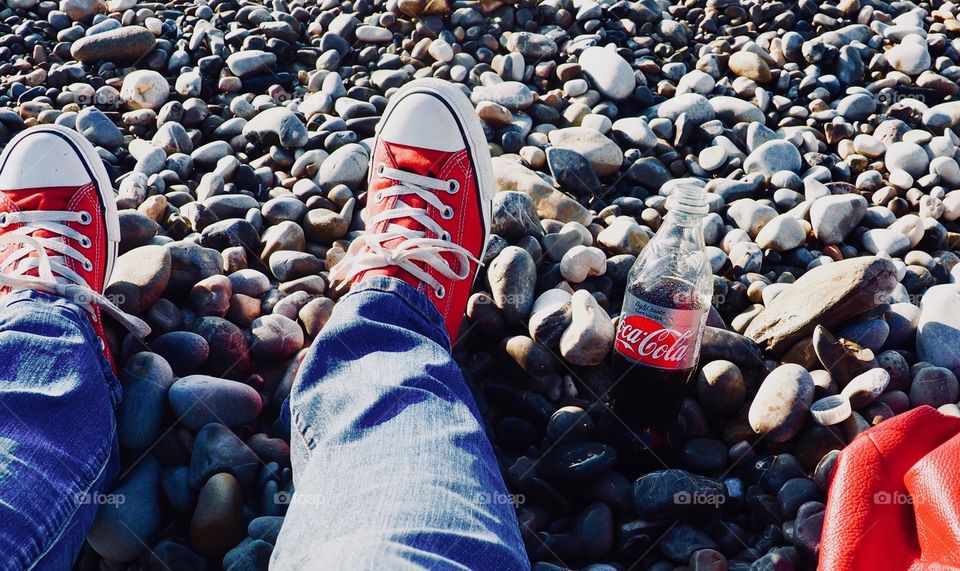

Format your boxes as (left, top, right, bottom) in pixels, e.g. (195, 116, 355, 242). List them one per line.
(874, 491, 913, 505)
(476, 491, 525, 507)
(673, 490, 725, 507)
(74, 491, 125, 506)
(670, 290, 725, 307)
(273, 491, 326, 506)
(875, 90, 926, 106)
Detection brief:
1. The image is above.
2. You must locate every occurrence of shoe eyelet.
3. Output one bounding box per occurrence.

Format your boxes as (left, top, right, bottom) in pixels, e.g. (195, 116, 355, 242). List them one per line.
(79, 236, 92, 249)
(0, 214, 7, 227)
(440, 230, 451, 241)
(82, 260, 93, 271)
(374, 191, 384, 202)
(447, 180, 459, 193)
(376, 164, 386, 176)
(78, 211, 92, 225)
(441, 205, 454, 220)
(435, 286, 445, 298)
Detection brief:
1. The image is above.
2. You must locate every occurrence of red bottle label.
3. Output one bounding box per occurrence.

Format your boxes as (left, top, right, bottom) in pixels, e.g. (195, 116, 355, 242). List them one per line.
(615, 297, 706, 370)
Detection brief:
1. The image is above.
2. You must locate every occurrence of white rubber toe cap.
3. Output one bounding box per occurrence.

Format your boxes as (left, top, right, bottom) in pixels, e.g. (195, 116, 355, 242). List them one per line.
(0, 130, 96, 190)
(378, 92, 468, 153)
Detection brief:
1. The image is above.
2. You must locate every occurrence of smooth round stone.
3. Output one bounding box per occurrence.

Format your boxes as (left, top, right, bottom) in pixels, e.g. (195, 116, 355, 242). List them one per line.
(87, 456, 162, 562)
(316, 143, 369, 189)
(151, 332, 210, 376)
(743, 140, 802, 178)
(249, 314, 304, 361)
(191, 473, 246, 557)
(610, 117, 657, 150)
(728, 51, 771, 82)
(470, 81, 534, 111)
(836, 93, 877, 122)
(547, 127, 623, 177)
(749, 364, 815, 443)
(243, 107, 308, 149)
(169, 375, 262, 430)
(886, 34, 931, 75)
(885, 141, 929, 178)
(547, 147, 600, 195)
(119, 70, 169, 110)
(226, 50, 277, 76)
(853, 134, 885, 158)
(545, 406, 595, 444)
(840, 368, 890, 409)
(696, 360, 746, 419)
(862, 228, 911, 257)
(698, 146, 728, 171)
(578, 45, 634, 100)
(755, 214, 806, 252)
(676, 70, 716, 95)
(487, 246, 536, 323)
(189, 423, 261, 489)
(192, 317, 251, 379)
(909, 366, 960, 408)
(658, 93, 716, 125)
(491, 191, 542, 241)
(559, 245, 606, 283)
(269, 251, 322, 281)
(355, 25, 393, 43)
(76, 106, 124, 148)
(809, 194, 867, 245)
(70, 26, 156, 63)
(560, 290, 614, 366)
(118, 353, 175, 449)
(837, 319, 889, 352)
(105, 245, 172, 315)
(632, 469, 726, 521)
(61, 0, 99, 20)
(916, 284, 960, 377)
(223, 539, 274, 570)
(537, 442, 617, 487)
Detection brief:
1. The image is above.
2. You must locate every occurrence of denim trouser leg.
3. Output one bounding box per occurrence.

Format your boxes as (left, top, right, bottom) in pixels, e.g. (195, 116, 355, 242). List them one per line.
(272, 277, 528, 570)
(0, 291, 120, 570)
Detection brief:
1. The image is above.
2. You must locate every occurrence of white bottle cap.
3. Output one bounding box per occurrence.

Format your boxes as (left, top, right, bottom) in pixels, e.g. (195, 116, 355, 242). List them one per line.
(811, 394, 852, 426)
(666, 184, 709, 216)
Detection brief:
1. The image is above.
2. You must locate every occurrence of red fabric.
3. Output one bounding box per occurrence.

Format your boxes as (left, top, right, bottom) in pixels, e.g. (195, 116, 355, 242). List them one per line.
(820, 405, 960, 571)
(0, 184, 115, 369)
(358, 140, 484, 341)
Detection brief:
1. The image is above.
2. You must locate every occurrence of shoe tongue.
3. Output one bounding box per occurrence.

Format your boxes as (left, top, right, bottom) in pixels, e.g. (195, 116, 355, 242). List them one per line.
(5, 186, 81, 213)
(382, 143, 454, 241)
(2, 186, 80, 279)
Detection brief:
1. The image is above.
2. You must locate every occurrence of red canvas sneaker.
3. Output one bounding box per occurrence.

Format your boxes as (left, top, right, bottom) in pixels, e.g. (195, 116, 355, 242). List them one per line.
(328, 78, 494, 342)
(0, 125, 149, 370)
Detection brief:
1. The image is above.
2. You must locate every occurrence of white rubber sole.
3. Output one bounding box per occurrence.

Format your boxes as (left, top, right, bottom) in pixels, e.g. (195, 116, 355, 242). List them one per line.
(374, 78, 495, 264)
(0, 124, 120, 285)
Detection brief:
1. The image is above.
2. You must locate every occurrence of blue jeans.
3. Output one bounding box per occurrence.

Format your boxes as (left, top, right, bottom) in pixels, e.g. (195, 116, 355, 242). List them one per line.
(0, 290, 120, 569)
(0, 280, 527, 569)
(272, 277, 528, 569)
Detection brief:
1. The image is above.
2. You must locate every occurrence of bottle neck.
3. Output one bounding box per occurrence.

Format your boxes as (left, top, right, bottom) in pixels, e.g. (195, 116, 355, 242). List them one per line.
(665, 209, 704, 227)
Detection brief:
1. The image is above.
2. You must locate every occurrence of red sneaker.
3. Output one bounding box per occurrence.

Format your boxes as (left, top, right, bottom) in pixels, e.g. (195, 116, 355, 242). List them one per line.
(329, 78, 494, 342)
(0, 125, 149, 369)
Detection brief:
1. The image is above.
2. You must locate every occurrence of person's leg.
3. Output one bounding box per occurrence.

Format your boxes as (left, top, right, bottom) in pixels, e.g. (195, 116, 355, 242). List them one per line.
(273, 277, 527, 570)
(0, 125, 148, 568)
(272, 79, 528, 569)
(0, 290, 120, 569)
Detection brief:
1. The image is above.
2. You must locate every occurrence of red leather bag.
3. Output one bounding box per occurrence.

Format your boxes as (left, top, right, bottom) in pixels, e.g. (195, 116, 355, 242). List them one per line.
(820, 405, 960, 570)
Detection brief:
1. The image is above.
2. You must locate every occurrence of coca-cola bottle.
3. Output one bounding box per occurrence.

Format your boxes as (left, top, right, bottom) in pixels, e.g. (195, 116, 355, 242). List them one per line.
(607, 184, 712, 471)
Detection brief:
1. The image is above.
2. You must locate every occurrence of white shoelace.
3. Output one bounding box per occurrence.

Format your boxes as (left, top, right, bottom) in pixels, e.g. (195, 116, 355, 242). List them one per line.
(0, 210, 151, 338)
(328, 165, 478, 298)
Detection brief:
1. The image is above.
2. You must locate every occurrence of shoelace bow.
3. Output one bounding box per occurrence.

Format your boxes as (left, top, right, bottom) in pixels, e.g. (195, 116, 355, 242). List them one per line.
(0, 210, 150, 337)
(329, 165, 478, 297)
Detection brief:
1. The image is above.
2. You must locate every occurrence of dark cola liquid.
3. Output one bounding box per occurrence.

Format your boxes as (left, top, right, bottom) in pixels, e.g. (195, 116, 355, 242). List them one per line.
(605, 276, 706, 474)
